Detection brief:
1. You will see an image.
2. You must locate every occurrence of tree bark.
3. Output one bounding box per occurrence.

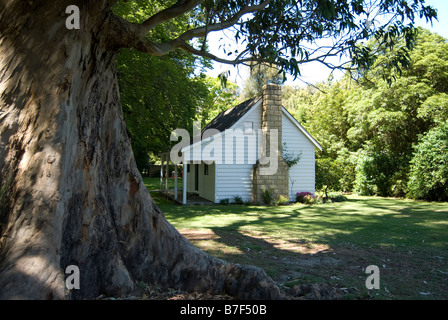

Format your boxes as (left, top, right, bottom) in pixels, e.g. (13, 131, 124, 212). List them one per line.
(0, 1, 282, 299)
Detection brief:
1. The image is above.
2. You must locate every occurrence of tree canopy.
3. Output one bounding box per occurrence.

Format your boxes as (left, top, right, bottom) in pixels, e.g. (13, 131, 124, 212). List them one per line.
(239, 62, 284, 100)
(116, 49, 210, 170)
(114, 1, 240, 170)
(110, 0, 437, 80)
(284, 28, 448, 200)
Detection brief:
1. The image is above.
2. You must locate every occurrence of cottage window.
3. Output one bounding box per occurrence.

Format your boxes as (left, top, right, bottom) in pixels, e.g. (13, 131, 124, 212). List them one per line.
(244, 121, 253, 134)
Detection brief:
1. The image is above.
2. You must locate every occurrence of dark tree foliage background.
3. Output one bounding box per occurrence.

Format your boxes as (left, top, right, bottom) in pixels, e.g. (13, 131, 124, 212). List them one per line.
(283, 28, 448, 201)
(116, 49, 210, 171)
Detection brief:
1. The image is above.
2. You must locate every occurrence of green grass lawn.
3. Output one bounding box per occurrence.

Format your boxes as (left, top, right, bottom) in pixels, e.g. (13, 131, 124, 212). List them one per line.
(149, 190, 448, 300)
(143, 177, 183, 191)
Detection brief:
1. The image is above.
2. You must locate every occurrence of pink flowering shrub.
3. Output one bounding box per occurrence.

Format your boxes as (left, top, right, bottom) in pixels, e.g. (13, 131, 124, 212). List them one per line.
(296, 192, 315, 204)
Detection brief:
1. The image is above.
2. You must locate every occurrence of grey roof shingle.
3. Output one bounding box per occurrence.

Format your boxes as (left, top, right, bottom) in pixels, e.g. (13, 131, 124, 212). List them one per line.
(183, 94, 322, 151)
(202, 97, 261, 134)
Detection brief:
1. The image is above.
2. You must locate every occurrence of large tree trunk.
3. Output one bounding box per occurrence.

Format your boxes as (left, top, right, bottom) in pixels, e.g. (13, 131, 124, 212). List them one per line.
(0, 1, 282, 299)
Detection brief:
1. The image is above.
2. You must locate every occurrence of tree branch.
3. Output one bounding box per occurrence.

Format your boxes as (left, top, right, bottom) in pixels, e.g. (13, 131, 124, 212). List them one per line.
(109, 0, 272, 56)
(179, 42, 259, 65)
(140, 0, 205, 36)
(173, 0, 272, 42)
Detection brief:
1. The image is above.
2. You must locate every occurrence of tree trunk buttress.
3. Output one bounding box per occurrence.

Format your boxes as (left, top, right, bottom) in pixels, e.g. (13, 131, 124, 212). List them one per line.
(0, 1, 283, 299)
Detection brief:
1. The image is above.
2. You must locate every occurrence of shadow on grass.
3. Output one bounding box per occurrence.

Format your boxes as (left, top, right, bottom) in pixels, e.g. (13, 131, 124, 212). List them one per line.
(158, 195, 448, 299)
(158, 195, 448, 251)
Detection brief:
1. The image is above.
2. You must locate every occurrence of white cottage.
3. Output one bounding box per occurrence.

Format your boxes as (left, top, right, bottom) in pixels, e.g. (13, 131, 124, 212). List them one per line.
(180, 83, 322, 204)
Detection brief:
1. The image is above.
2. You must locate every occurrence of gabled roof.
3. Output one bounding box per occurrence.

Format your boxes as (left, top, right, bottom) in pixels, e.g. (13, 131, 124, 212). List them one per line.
(182, 95, 322, 152)
(201, 97, 261, 134)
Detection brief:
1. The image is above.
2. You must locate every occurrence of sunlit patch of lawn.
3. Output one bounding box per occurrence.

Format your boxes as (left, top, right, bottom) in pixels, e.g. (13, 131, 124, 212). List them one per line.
(150, 189, 448, 299)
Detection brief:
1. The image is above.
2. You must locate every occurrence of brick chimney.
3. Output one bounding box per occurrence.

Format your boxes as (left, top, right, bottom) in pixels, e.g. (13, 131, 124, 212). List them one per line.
(262, 83, 283, 157)
(252, 83, 289, 204)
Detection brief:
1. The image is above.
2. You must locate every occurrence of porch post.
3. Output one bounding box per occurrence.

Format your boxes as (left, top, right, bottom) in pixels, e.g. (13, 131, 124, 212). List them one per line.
(183, 162, 187, 205)
(159, 154, 163, 192)
(165, 156, 169, 192)
(174, 163, 178, 200)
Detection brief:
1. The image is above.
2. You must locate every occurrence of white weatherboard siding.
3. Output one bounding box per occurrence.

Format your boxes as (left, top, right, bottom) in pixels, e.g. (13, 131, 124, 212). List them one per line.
(182, 98, 320, 204)
(215, 164, 253, 202)
(186, 162, 216, 202)
(281, 111, 316, 199)
(215, 101, 262, 203)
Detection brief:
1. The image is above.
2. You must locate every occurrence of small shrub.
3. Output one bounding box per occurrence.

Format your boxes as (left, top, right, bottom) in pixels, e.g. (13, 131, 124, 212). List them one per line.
(274, 195, 289, 206)
(295, 192, 322, 205)
(233, 195, 243, 205)
(262, 189, 274, 205)
(327, 191, 348, 202)
(296, 192, 313, 203)
(313, 195, 324, 205)
(219, 198, 229, 205)
(303, 194, 315, 205)
(332, 195, 348, 202)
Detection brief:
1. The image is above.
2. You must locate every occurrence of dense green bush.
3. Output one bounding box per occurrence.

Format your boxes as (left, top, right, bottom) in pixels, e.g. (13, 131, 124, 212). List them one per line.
(327, 192, 349, 202)
(407, 123, 448, 201)
(262, 189, 274, 205)
(353, 146, 407, 197)
(316, 151, 357, 193)
(233, 195, 243, 205)
(315, 157, 343, 192)
(354, 149, 390, 196)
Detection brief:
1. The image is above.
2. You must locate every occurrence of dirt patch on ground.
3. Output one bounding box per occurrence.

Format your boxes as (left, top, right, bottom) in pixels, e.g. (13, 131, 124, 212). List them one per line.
(179, 228, 221, 241)
(240, 229, 333, 255)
